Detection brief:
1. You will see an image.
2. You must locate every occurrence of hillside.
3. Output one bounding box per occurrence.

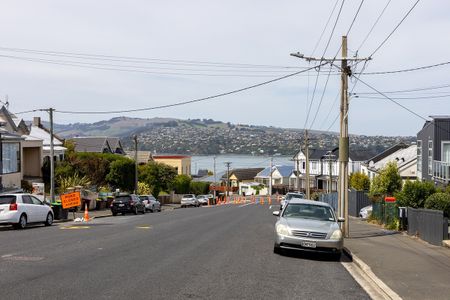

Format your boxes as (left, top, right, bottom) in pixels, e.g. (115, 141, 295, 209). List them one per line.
(47, 117, 416, 156)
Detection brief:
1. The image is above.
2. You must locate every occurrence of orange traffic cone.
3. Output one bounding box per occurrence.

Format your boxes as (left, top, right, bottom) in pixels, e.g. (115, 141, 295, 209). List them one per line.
(84, 203, 90, 222)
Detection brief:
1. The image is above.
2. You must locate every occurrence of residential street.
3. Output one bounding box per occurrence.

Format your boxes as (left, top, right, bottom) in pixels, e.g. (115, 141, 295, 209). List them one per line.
(0, 204, 368, 300)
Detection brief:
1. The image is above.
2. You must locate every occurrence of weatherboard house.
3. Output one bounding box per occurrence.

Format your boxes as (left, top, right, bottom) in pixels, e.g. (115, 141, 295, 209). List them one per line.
(70, 136, 125, 155)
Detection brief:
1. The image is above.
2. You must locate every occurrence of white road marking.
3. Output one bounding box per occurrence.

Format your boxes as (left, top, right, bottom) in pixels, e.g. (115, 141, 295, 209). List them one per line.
(238, 203, 253, 208)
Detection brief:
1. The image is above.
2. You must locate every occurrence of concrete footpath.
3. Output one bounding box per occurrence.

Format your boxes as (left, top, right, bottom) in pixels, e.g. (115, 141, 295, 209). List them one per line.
(345, 217, 450, 300)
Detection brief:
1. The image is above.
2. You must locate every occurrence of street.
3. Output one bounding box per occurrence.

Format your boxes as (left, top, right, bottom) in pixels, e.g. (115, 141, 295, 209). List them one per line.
(0, 203, 368, 300)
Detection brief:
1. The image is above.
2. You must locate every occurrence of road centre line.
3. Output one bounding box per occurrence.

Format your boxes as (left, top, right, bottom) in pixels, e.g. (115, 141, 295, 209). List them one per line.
(60, 226, 90, 230)
(238, 202, 254, 208)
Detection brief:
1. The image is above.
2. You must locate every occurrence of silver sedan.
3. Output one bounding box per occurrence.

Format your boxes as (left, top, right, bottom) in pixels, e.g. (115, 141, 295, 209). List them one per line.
(273, 199, 344, 259)
(139, 195, 161, 213)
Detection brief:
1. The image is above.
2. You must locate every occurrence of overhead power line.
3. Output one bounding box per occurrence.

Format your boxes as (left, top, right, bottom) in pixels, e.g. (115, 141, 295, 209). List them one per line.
(357, 0, 392, 51)
(369, 0, 421, 57)
(355, 94, 450, 100)
(0, 46, 303, 69)
(14, 62, 328, 115)
(353, 83, 450, 94)
(359, 60, 450, 75)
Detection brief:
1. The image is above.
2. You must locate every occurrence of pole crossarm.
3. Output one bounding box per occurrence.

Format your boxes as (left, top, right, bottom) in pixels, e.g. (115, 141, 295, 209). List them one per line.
(290, 52, 371, 62)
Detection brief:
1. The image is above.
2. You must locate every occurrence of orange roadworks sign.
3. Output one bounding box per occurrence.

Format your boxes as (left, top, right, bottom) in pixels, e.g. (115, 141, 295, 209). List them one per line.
(60, 192, 82, 209)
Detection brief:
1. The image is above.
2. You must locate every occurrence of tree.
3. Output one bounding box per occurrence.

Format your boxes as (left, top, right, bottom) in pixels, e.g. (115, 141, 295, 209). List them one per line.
(106, 158, 136, 192)
(396, 180, 436, 208)
(171, 175, 192, 194)
(349, 172, 370, 191)
(369, 162, 402, 199)
(189, 181, 210, 195)
(138, 182, 152, 195)
(139, 162, 177, 197)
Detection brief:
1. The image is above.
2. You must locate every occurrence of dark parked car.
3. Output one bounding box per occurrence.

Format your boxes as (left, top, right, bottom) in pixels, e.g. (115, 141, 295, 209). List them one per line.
(111, 194, 145, 216)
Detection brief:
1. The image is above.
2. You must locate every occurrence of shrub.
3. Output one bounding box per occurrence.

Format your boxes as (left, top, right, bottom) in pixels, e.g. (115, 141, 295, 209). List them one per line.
(396, 180, 436, 208)
(106, 158, 136, 192)
(138, 182, 152, 195)
(171, 175, 192, 194)
(424, 192, 450, 217)
(369, 162, 402, 199)
(58, 174, 91, 194)
(349, 172, 370, 191)
(190, 181, 210, 195)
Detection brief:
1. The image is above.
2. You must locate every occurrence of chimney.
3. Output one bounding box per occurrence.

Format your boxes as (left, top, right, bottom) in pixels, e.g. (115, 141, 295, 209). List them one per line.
(33, 117, 41, 127)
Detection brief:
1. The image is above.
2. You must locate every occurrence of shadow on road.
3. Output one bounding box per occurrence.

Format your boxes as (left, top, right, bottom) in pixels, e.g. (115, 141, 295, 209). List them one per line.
(278, 249, 347, 262)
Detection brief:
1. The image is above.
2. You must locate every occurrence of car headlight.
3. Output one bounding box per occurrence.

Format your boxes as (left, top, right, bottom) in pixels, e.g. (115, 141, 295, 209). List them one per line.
(276, 224, 290, 236)
(330, 229, 343, 240)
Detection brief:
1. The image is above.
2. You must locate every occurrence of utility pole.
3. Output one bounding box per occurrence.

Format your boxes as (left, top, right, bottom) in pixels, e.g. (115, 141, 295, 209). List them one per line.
(325, 151, 335, 193)
(49, 108, 55, 204)
(339, 36, 350, 237)
(305, 130, 310, 200)
(269, 157, 273, 195)
(290, 36, 370, 237)
(213, 156, 217, 199)
(134, 135, 138, 195)
(296, 158, 300, 192)
(225, 162, 231, 198)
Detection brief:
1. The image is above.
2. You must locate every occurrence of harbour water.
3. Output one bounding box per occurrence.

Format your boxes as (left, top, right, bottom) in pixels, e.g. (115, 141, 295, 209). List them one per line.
(191, 155, 293, 175)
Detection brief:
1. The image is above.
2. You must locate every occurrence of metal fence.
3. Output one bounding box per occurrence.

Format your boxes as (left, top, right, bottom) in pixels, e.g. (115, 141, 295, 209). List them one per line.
(318, 190, 370, 217)
(407, 207, 449, 246)
(318, 192, 338, 212)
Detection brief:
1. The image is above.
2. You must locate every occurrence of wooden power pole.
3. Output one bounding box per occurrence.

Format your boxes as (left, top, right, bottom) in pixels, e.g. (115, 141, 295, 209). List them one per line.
(305, 130, 310, 200)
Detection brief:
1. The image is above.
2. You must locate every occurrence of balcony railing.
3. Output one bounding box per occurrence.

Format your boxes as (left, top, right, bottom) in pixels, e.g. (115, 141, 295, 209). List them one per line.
(433, 160, 450, 182)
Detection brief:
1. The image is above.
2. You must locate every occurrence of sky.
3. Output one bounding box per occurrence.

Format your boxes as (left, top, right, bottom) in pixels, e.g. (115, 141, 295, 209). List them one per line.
(1, 0, 449, 136)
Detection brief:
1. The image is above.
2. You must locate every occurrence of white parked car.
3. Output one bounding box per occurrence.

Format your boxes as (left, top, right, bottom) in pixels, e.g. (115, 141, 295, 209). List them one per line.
(181, 194, 199, 208)
(139, 195, 161, 212)
(359, 205, 373, 219)
(0, 194, 54, 229)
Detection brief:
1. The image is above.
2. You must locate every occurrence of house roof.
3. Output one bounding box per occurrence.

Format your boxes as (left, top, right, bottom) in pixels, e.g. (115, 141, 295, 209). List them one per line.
(194, 171, 226, 183)
(126, 151, 153, 164)
(153, 155, 190, 159)
(368, 144, 417, 172)
(106, 137, 121, 149)
(71, 137, 111, 153)
(29, 125, 63, 146)
(229, 168, 264, 181)
(256, 165, 295, 178)
(349, 149, 380, 162)
(366, 143, 409, 164)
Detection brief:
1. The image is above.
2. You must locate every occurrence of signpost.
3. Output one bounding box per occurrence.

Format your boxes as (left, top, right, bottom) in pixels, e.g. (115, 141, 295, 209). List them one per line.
(60, 192, 81, 209)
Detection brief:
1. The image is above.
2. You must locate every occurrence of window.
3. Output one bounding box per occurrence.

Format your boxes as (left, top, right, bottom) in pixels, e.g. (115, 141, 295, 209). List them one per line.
(443, 142, 450, 163)
(2, 142, 20, 174)
(428, 140, 433, 175)
(22, 195, 33, 204)
(417, 140, 422, 173)
(30, 196, 43, 205)
(302, 162, 306, 169)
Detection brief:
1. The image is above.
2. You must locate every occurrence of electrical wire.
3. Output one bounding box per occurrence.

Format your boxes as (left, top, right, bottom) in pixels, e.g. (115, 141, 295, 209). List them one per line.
(310, 0, 340, 56)
(14, 62, 328, 115)
(0, 46, 302, 69)
(357, 0, 392, 51)
(355, 94, 450, 100)
(369, 0, 420, 57)
(304, 0, 346, 130)
(353, 83, 450, 95)
(359, 60, 450, 75)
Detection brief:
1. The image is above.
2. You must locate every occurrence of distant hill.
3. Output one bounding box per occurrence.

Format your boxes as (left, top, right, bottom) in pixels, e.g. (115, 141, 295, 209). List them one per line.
(44, 117, 415, 156)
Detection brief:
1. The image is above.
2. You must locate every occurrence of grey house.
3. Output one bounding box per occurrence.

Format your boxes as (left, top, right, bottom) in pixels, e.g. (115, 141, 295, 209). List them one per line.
(417, 116, 450, 184)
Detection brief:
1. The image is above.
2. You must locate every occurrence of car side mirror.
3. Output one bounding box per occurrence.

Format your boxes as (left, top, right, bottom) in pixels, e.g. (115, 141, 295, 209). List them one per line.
(337, 217, 345, 222)
(273, 211, 280, 217)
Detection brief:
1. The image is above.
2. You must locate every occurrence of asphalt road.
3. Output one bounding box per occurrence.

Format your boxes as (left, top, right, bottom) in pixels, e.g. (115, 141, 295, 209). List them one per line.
(0, 203, 369, 300)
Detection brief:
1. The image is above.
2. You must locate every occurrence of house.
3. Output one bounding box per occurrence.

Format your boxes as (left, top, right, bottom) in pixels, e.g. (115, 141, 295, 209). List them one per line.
(255, 165, 294, 190)
(125, 150, 153, 165)
(153, 155, 191, 175)
(417, 116, 450, 184)
(70, 137, 114, 154)
(292, 147, 378, 192)
(361, 143, 409, 178)
(0, 106, 43, 191)
(28, 117, 66, 163)
(364, 143, 417, 182)
(228, 168, 264, 187)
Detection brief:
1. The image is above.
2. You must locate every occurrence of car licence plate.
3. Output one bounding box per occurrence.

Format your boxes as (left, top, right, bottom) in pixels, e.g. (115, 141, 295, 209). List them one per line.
(119, 204, 125, 207)
(301, 241, 317, 248)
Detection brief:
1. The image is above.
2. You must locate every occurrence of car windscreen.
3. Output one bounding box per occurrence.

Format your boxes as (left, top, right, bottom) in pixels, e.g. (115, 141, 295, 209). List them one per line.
(0, 195, 16, 205)
(283, 203, 335, 221)
(139, 196, 149, 200)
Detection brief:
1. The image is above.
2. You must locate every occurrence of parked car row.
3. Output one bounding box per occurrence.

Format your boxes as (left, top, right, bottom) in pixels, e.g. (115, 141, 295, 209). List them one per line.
(181, 194, 212, 208)
(111, 193, 161, 216)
